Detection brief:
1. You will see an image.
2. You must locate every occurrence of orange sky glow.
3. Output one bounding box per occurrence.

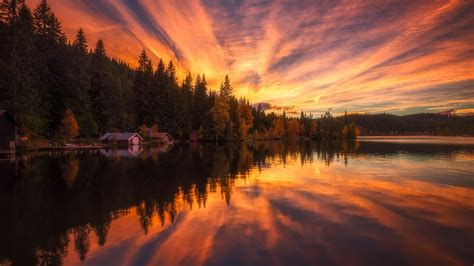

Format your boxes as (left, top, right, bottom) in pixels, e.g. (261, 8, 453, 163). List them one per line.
(28, 0, 474, 115)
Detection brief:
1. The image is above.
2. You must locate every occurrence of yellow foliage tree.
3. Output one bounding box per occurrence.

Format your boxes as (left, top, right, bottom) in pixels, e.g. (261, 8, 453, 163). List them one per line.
(60, 108, 79, 142)
(271, 118, 285, 138)
(211, 96, 230, 141)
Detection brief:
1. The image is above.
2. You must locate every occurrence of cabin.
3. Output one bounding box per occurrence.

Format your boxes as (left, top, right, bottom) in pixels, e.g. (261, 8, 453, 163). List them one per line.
(99, 132, 143, 147)
(140, 126, 174, 144)
(149, 132, 173, 144)
(0, 110, 18, 155)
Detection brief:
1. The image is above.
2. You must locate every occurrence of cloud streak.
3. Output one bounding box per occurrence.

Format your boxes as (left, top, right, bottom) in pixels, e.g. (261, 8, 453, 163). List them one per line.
(29, 0, 474, 114)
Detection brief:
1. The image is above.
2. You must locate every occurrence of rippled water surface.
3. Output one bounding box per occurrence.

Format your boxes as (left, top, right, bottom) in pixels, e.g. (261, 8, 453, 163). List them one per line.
(1, 138, 473, 265)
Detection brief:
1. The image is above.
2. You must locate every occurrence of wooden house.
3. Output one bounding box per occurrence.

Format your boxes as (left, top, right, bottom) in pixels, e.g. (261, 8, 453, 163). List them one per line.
(99, 132, 143, 147)
(0, 110, 18, 156)
(149, 132, 173, 144)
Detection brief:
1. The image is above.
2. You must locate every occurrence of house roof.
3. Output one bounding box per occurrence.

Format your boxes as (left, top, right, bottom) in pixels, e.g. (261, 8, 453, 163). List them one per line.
(0, 110, 18, 126)
(149, 132, 172, 138)
(99, 132, 144, 141)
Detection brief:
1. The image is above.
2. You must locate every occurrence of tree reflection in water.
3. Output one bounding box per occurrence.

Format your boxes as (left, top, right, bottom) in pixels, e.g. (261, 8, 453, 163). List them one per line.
(0, 141, 472, 265)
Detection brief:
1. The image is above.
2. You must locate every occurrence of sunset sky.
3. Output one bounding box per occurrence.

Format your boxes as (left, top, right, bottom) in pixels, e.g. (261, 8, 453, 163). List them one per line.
(29, 0, 474, 115)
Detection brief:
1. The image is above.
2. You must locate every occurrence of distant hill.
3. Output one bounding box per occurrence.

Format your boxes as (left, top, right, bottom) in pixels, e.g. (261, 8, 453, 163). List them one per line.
(341, 113, 474, 136)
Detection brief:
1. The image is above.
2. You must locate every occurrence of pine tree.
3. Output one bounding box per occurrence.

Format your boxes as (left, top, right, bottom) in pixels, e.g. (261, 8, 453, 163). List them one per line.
(73, 28, 87, 53)
(70, 28, 97, 136)
(94, 39, 106, 57)
(138, 49, 152, 73)
(220, 74, 233, 98)
(1, 4, 46, 136)
(178, 72, 193, 138)
(134, 49, 154, 125)
(90, 40, 124, 132)
(33, 0, 65, 43)
(192, 74, 212, 131)
(0, 0, 22, 23)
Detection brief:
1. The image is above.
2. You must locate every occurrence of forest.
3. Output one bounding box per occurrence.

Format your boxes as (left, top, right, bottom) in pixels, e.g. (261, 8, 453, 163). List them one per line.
(1, 1, 472, 143)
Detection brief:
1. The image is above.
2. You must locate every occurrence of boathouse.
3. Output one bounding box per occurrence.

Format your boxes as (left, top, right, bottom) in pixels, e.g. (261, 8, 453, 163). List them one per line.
(149, 132, 173, 144)
(0, 110, 18, 155)
(99, 132, 143, 147)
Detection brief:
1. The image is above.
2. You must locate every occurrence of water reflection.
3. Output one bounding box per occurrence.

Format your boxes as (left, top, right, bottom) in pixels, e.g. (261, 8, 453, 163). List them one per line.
(0, 141, 473, 265)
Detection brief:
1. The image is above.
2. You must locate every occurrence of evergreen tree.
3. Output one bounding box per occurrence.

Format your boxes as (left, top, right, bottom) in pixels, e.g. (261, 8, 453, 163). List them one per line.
(0, 0, 22, 23)
(193, 74, 211, 131)
(0, 4, 46, 136)
(33, 0, 65, 44)
(163, 60, 179, 135)
(178, 72, 193, 138)
(152, 58, 167, 127)
(94, 39, 106, 57)
(70, 28, 97, 136)
(73, 28, 87, 53)
(220, 74, 233, 98)
(134, 49, 154, 125)
(90, 40, 125, 132)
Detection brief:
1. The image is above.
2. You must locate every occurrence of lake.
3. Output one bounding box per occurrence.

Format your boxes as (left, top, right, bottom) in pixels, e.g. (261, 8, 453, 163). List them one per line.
(0, 138, 473, 265)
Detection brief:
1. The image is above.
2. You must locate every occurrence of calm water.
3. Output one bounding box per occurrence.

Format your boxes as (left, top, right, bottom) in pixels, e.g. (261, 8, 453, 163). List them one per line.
(1, 139, 473, 266)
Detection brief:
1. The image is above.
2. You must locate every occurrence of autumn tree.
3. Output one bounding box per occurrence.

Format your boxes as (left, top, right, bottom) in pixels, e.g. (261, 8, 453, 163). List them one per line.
(271, 117, 285, 139)
(287, 119, 301, 139)
(238, 99, 253, 138)
(342, 122, 360, 139)
(210, 96, 230, 141)
(60, 108, 79, 141)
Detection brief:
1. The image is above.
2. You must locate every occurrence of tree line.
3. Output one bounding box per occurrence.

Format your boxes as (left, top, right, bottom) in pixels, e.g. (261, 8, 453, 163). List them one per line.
(2, 1, 470, 142)
(0, 0, 362, 142)
(343, 113, 474, 136)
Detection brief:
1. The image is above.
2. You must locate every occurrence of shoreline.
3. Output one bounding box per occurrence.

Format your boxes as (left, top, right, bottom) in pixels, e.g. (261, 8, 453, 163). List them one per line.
(12, 135, 474, 153)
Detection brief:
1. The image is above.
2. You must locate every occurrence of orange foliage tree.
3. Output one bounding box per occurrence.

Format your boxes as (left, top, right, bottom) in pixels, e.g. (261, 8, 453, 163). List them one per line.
(60, 109, 79, 141)
(287, 119, 301, 139)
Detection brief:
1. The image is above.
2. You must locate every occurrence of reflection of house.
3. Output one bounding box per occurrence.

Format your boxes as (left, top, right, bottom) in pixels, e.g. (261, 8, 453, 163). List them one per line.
(149, 132, 173, 144)
(99, 146, 143, 157)
(189, 130, 200, 142)
(99, 133, 143, 147)
(0, 159, 17, 192)
(0, 110, 18, 156)
(140, 126, 174, 144)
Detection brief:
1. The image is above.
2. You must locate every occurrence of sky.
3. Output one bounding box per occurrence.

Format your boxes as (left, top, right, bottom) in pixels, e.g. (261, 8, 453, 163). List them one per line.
(29, 0, 474, 115)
